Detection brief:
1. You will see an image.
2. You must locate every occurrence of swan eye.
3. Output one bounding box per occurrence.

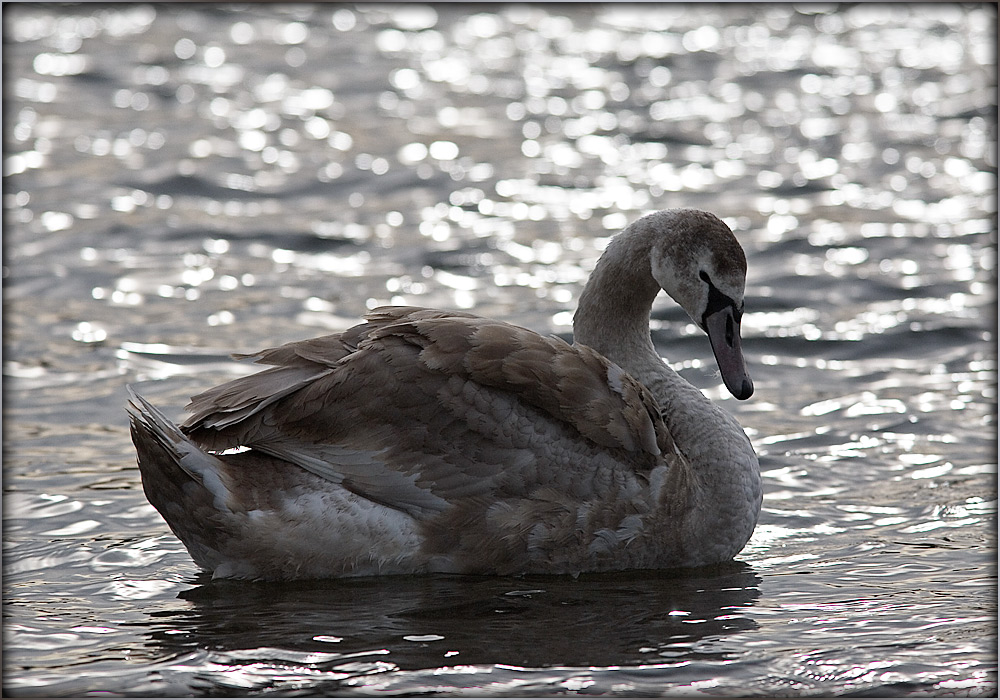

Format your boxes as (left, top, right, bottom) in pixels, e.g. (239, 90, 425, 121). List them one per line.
(699, 270, 710, 283)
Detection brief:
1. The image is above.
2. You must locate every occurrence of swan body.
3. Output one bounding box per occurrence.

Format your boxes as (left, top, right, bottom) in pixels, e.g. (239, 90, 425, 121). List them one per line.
(127, 208, 761, 580)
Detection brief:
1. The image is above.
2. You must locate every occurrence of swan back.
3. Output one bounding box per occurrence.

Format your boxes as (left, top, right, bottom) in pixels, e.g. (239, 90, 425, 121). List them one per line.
(184, 307, 673, 466)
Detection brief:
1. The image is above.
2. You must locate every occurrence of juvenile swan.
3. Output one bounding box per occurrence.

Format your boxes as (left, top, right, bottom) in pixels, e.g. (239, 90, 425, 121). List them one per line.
(128, 209, 761, 580)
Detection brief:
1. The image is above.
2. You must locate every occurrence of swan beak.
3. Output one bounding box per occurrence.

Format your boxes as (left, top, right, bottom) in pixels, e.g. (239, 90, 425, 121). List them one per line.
(704, 306, 754, 400)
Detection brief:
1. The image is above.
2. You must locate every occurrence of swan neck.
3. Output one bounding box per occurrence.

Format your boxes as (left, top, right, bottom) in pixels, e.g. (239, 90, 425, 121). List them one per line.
(572, 230, 662, 369)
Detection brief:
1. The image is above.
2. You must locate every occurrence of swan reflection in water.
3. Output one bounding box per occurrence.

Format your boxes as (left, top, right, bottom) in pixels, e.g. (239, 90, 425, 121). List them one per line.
(137, 564, 761, 694)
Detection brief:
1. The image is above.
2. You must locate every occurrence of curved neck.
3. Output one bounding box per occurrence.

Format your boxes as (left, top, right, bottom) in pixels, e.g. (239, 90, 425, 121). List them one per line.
(572, 219, 742, 460)
(572, 228, 663, 376)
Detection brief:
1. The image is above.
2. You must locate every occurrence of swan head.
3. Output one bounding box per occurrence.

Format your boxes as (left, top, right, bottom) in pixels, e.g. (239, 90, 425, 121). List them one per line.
(647, 209, 754, 400)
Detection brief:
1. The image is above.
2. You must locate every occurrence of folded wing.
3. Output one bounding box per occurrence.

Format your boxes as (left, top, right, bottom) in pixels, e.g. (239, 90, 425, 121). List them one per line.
(181, 306, 675, 518)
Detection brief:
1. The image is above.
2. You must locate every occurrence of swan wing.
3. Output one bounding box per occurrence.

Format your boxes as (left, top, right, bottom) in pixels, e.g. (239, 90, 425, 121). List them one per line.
(181, 306, 673, 517)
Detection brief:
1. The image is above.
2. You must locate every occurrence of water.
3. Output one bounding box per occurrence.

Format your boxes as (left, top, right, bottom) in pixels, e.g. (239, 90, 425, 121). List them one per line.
(3, 3, 996, 696)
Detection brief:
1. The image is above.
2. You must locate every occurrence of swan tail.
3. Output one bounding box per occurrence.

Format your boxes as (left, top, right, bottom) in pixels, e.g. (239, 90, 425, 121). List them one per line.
(127, 387, 236, 509)
(127, 387, 237, 569)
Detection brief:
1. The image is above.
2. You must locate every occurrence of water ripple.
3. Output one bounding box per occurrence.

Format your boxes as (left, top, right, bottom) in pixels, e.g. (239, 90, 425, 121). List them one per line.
(2, 3, 995, 697)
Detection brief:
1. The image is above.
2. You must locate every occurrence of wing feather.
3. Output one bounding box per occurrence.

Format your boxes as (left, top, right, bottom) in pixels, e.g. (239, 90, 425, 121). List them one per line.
(180, 306, 673, 515)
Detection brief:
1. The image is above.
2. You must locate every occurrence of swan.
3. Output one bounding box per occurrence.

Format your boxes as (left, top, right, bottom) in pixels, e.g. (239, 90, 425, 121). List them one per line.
(127, 208, 761, 580)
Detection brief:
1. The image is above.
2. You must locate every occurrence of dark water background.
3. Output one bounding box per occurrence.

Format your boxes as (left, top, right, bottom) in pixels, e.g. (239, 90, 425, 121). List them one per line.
(3, 4, 997, 697)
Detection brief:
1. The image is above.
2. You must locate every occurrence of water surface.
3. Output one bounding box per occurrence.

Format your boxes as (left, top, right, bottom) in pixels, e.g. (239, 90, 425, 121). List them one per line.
(3, 4, 996, 697)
